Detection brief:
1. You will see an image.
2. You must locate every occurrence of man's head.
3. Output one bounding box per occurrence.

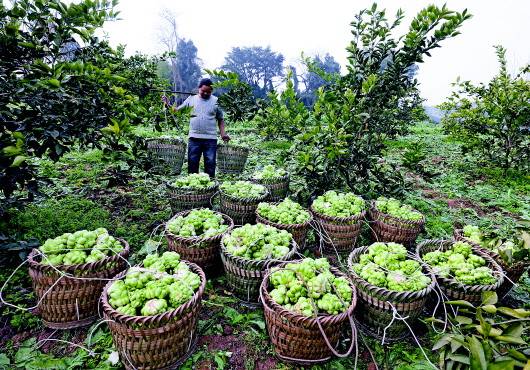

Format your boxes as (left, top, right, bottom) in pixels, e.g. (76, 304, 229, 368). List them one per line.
(198, 78, 213, 99)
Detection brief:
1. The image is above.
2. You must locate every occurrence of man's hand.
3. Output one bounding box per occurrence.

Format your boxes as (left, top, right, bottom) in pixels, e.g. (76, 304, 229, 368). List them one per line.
(221, 133, 231, 143)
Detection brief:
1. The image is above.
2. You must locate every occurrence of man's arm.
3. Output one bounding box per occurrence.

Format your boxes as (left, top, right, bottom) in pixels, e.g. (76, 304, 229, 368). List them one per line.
(218, 119, 230, 142)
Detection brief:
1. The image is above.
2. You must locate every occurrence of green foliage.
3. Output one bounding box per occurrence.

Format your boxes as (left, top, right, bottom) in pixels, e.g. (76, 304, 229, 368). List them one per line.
(207, 69, 258, 122)
(440, 46, 530, 171)
(432, 292, 530, 369)
(291, 4, 470, 200)
(6, 196, 111, 242)
(0, 0, 167, 198)
(253, 68, 309, 139)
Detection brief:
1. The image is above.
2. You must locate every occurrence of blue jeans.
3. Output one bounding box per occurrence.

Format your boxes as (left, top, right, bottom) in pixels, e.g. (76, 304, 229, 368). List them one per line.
(188, 137, 217, 177)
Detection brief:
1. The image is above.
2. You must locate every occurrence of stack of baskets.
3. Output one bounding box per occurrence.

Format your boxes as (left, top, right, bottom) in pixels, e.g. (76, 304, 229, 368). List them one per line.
(454, 229, 528, 298)
(101, 261, 206, 370)
(166, 181, 218, 213)
(347, 246, 435, 341)
(416, 239, 504, 305)
(260, 261, 357, 364)
(368, 201, 425, 247)
(27, 241, 130, 329)
(217, 144, 249, 175)
(146, 137, 186, 174)
(165, 210, 234, 276)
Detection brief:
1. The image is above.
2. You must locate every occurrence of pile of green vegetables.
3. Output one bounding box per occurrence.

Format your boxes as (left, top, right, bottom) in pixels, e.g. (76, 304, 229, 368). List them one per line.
(252, 165, 288, 180)
(222, 223, 292, 260)
(39, 228, 124, 266)
(311, 191, 365, 218)
(107, 252, 201, 316)
(268, 258, 353, 316)
(173, 173, 215, 189)
(423, 241, 497, 285)
(462, 224, 530, 265)
(351, 242, 431, 292)
(257, 198, 311, 225)
(374, 196, 423, 221)
(220, 181, 267, 198)
(167, 209, 229, 238)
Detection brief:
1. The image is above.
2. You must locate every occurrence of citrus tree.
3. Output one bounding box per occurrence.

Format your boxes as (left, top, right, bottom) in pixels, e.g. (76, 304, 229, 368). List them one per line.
(440, 46, 530, 172)
(0, 0, 166, 198)
(291, 4, 471, 200)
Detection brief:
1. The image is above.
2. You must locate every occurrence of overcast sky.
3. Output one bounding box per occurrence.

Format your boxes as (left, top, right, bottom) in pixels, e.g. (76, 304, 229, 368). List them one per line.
(99, 0, 530, 105)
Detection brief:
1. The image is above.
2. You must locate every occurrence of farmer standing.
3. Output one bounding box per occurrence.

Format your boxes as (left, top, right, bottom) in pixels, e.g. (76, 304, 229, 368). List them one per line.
(166, 78, 230, 177)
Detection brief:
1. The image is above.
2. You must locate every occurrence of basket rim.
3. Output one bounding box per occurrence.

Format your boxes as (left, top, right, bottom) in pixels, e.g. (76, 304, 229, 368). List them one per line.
(28, 238, 130, 273)
(347, 246, 435, 300)
(369, 201, 425, 226)
(416, 238, 504, 292)
(255, 201, 313, 229)
(310, 205, 366, 223)
(219, 185, 269, 203)
(217, 143, 250, 153)
(259, 260, 357, 326)
(220, 235, 297, 269)
(101, 261, 206, 325)
(166, 180, 219, 193)
(165, 210, 234, 243)
(250, 172, 290, 184)
(146, 137, 186, 144)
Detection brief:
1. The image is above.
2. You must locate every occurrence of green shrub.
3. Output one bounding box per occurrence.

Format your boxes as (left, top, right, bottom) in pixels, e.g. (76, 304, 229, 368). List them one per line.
(8, 196, 111, 242)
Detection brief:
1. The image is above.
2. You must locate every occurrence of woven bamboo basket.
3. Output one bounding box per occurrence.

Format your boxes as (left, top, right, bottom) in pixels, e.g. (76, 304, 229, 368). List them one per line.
(347, 246, 435, 340)
(251, 173, 290, 202)
(368, 202, 425, 246)
(165, 210, 234, 276)
(219, 189, 269, 225)
(310, 206, 366, 254)
(146, 138, 186, 174)
(416, 239, 504, 304)
(220, 240, 297, 303)
(27, 240, 130, 329)
(454, 229, 529, 299)
(255, 205, 312, 250)
(166, 181, 218, 214)
(260, 261, 357, 364)
(101, 261, 206, 370)
(217, 144, 249, 174)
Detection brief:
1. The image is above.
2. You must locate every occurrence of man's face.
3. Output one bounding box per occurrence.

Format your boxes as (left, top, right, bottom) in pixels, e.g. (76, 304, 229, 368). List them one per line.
(199, 85, 213, 99)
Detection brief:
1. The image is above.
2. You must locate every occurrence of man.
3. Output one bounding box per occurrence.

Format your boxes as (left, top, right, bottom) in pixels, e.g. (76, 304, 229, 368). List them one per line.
(170, 78, 230, 177)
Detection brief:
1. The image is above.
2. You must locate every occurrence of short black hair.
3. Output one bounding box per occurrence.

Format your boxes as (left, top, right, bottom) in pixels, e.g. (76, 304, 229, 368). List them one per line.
(198, 78, 213, 88)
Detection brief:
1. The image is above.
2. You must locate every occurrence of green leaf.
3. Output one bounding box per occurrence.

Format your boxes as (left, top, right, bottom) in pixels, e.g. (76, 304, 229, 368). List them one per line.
(468, 335, 487, 370)
(10, 155, 26, 167)
(487, 360, 515, 370)
(446, 300, 476, 309)
(0, 354, 10, 367)
(503, 323, 524, 338)
(482, 291, 498, 306)
(433, 334, 452, 350)
(455, 316, 473, 325)
(497, 307, 530, 319)
(494, 335, 527, 345)
(2, 145, 21, 156)
(447, 353, 470, 365)
(46, 78, 61, 88)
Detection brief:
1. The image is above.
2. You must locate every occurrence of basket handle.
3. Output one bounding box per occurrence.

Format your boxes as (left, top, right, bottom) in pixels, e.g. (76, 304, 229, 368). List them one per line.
(315, 312, 357, 358)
